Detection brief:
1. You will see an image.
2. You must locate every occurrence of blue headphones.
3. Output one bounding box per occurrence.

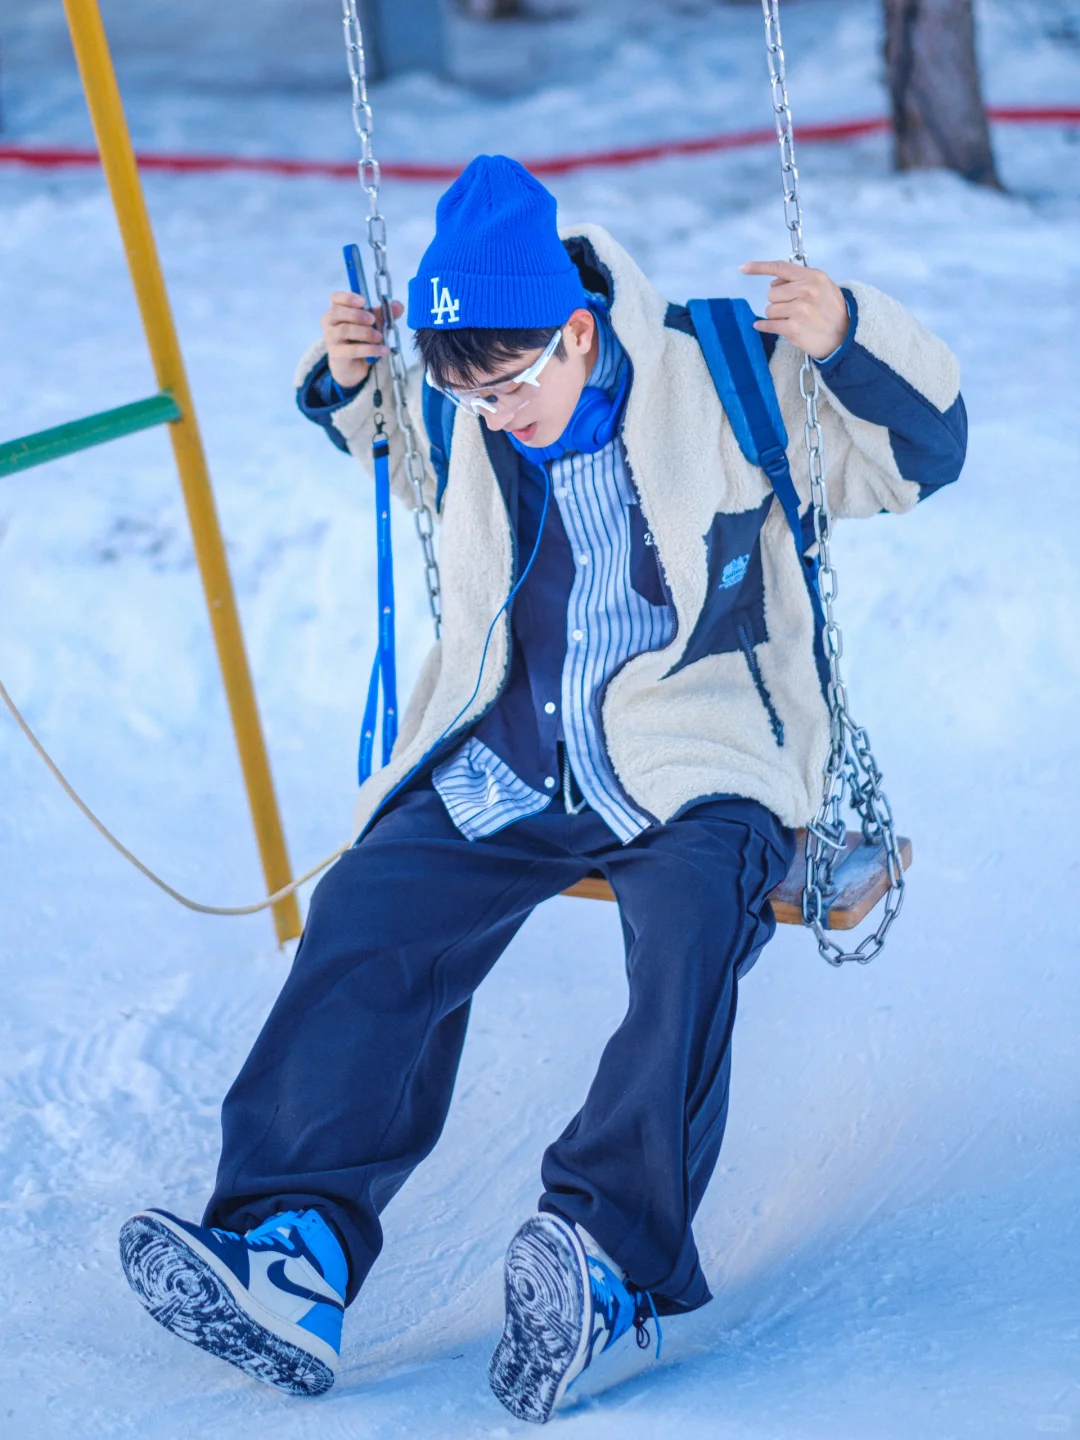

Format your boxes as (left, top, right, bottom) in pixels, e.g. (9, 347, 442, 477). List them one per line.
(506, 299, 630, 464)
(507, 365, 629, 463)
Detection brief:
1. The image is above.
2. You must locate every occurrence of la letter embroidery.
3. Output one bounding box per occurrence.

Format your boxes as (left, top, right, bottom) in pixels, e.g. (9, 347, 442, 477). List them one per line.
(430, 276, 461, 326)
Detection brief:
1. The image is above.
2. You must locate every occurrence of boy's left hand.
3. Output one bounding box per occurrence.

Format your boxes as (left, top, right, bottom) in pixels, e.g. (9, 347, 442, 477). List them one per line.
(740, 260, 849, 359)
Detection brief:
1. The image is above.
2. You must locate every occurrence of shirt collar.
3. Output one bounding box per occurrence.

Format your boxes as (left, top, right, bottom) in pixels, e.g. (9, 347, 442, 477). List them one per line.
(584, 292, 626, 398)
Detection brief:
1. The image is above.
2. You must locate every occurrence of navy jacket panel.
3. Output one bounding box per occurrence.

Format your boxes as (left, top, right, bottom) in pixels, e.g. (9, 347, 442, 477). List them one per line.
(469, 433, 575, 793)
(816, 290, 967, 500)
(296, 354, 364, 455)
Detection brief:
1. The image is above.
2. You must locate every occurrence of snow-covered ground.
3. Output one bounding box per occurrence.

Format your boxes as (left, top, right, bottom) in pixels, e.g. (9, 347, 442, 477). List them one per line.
(1, 2, 1079, 1436)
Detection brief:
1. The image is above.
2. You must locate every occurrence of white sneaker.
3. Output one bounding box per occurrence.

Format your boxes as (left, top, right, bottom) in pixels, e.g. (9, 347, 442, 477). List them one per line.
(488, 1213, 661, 1423)
(119, 1207, 347, 1396)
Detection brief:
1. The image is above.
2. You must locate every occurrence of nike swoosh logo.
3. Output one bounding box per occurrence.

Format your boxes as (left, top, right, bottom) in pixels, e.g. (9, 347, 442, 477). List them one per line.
(261, 1256, 344, 1310)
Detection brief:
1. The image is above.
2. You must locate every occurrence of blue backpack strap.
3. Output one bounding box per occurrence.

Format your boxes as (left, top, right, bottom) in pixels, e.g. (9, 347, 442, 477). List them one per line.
(687, 298, 804, 548)
(688, 297, 828, 686)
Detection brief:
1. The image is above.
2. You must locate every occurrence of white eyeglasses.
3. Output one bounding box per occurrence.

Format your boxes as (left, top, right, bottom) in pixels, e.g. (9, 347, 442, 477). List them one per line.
(427, 327, 563, 418)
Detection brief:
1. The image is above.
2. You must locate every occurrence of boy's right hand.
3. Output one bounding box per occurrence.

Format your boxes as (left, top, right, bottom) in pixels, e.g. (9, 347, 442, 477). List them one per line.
(320, 292, 404, 389)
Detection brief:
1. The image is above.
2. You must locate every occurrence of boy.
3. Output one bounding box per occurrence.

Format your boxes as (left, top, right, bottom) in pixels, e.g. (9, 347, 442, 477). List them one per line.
(119, 155, 965, 1421)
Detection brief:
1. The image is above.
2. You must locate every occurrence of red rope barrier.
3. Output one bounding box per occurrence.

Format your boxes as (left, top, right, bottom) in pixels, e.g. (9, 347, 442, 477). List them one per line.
(1, 107, 1076, 183)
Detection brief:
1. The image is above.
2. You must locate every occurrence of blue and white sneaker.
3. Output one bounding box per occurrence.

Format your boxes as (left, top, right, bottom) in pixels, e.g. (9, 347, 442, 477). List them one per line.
(119, 1207, 347, 1396)
(488, 1213, 661, 1424)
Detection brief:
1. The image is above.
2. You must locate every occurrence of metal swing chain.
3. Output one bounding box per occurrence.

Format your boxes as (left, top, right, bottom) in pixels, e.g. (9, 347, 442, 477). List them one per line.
(760, 0, 905, 965)
(341, 0, 443, 638)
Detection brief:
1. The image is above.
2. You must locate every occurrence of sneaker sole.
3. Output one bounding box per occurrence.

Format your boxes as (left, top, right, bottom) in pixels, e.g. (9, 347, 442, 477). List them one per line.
(488, 1214, 592, 1424)
(119, 1212, 335, 1397)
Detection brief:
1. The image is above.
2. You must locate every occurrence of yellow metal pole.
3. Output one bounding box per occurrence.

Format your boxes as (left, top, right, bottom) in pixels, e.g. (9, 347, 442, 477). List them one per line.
(61, 0, 302, 944)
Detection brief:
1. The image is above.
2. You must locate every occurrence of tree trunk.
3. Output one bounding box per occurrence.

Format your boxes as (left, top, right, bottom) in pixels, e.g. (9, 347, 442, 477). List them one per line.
(359, 0, 447, 80)
(884, 0, 1001, 187)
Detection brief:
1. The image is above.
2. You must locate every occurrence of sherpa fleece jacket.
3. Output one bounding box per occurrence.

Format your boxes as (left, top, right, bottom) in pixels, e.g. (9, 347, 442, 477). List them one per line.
(295, 224, 966, 835)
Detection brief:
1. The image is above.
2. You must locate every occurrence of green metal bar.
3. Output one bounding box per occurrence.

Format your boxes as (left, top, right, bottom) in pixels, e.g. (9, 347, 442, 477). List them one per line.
(0, 391, 182, 476)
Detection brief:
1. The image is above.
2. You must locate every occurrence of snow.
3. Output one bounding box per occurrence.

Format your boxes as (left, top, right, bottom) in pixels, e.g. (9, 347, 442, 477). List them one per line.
(1, 1, 1079, 1435)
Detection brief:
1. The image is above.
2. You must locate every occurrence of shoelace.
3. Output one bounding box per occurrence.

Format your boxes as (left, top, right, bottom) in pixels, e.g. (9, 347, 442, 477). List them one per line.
(634, 1288, 662, 1360)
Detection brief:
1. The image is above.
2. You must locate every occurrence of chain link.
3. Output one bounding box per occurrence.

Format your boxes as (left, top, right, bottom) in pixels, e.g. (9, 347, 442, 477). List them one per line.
(341, 0, 442, 638)
(760, 0, 905, 965)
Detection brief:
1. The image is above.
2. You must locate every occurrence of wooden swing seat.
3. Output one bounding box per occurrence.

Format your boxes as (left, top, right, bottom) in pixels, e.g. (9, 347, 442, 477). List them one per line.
(563, 828, 912, 931)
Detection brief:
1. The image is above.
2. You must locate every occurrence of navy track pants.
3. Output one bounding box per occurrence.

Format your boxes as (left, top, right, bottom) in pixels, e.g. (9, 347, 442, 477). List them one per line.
(205, 784, 794, 1314)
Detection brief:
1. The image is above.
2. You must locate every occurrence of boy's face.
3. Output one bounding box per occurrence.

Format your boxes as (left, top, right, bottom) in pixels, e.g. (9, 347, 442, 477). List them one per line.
(450, 308, 598, 448)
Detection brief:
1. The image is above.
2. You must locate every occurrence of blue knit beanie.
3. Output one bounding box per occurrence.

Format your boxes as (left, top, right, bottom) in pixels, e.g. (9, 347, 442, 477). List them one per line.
(407, 155, 586, 331)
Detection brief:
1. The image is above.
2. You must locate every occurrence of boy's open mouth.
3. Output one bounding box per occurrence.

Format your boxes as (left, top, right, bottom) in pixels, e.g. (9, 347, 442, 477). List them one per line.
(510, 421, 538, 443)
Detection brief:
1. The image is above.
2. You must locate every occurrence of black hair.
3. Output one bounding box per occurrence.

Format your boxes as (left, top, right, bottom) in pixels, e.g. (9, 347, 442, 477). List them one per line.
(414, 326, 566, 392)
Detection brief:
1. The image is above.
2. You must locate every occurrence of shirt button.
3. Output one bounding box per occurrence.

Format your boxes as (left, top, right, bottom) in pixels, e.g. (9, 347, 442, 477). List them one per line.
(555, 487, 568, 498)
(572, 629, 583, 641)
(544, 776, 556, 789)
(578, 553, 589, 565)
(544, 701, 557, 714)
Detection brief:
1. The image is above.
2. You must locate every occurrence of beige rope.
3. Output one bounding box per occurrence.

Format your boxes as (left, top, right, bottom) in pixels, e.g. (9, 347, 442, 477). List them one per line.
(0, 674, 348, 916)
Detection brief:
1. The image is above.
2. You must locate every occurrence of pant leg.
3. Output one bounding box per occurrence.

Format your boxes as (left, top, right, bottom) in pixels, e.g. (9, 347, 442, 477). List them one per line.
(539, 798, 795, 1314)
(204, 786, 586, 1304)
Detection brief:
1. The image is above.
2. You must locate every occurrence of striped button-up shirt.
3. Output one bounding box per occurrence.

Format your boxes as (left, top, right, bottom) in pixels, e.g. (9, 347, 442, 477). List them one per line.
(433, 306, 675, 842)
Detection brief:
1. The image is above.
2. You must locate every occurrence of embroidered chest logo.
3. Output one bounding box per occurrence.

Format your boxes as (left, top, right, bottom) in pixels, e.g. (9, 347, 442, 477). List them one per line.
(430, 277, 461, 326)
(720, 553, 750, 589)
